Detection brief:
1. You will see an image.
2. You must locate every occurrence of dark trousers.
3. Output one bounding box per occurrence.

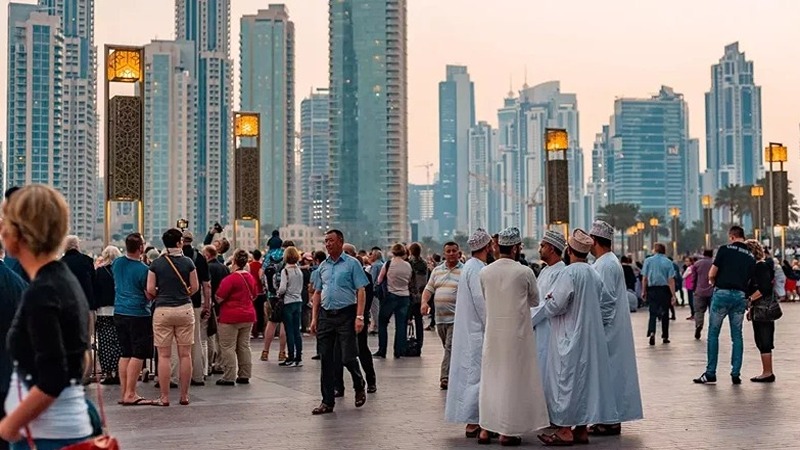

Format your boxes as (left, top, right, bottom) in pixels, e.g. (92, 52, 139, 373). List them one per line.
(377, 293, 410, 357)
(408, 301, 424, 349)
(336, 316, 376, 390)
(687, 289, 695, 317)
(647, 286, 672, 339)
(0, 390, 7, 450)
(318, 305, 365, 407)
(253, 293, 267, 337)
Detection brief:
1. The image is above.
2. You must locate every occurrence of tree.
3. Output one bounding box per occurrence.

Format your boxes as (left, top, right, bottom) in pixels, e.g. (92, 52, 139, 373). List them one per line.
(452, 232, 469, 252)
(420, 237, 442, 256)
(714, 184, 749, 224)
(597, 202, 640, 253)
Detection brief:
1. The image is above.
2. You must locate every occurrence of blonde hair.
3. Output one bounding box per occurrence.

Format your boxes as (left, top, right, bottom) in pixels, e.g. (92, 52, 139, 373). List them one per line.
(101, 246, 122, 265)
(3, 185, 70, 256)
(745, 239, 764, 261)
(284, 246, 300, 265)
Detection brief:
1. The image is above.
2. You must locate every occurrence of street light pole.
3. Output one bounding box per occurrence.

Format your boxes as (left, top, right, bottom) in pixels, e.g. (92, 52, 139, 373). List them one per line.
(702, 195, 712, 249)
(669, 207, 680, 259)
(766, 142, 788, 258)
(751, 185, 764, 242)
(649, 217, 659, 253)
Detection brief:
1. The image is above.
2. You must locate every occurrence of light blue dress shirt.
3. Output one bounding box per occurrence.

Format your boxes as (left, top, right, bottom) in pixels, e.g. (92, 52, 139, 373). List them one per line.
(314, 254, 370, 311)
(641, 253, 676, 287)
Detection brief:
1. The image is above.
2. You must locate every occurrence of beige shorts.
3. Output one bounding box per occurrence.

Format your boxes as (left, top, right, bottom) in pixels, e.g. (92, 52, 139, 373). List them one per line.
(153, 303, 195, 348)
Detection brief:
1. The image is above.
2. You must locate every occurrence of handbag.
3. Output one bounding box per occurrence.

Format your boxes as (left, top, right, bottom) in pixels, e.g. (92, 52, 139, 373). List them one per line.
(17, 373, 119, 450)
(752, 294, 783, 322)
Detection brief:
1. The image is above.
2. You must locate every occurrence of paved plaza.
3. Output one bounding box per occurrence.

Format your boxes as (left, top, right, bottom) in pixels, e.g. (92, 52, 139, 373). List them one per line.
(103, 303, 800, 449)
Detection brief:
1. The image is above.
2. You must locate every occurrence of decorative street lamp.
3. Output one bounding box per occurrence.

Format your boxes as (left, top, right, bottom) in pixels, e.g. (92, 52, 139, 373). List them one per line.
(649, 217, 659, 253)
(636, 221, 645, 261)
(233, 112, 262, 249)
(750, 185, 764, 242)
(544, 128, 570, 238)
(765, 142, 788, 258)
(702, 195, 713, 249)
(669, 207, 680, 259)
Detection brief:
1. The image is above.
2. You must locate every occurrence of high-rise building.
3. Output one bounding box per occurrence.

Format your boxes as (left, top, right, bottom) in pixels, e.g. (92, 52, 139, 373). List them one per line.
(329, 0, 408, 247)
(608, 86, 699, 219)
(6, 4, 64, 192)
(176, 0, 233, 232)
(240, 5, 295, 228)
(705, 42, 762, 191)
(467, 121, 495, 231)
(0, 142, 4, 192)
(437, 65, 475, 236)
(142, 40, 197, 244)
(300, 88, 331, 230)
(589, 125, 612, 211)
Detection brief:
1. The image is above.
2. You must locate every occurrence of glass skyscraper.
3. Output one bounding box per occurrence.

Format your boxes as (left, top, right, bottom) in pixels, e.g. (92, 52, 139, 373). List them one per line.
(300, 88, 331, 230)
(176, 0, 233, 232)
(142, 40, 197, 245)
(240, 4, 295, 228)
(329, 0, 408, 246)
(437, 65, 475, 236)
(705, 42, 762, 191)
(6, 4, 64, 195)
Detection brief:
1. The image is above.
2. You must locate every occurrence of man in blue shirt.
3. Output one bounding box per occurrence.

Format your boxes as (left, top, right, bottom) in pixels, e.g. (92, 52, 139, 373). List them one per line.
(641, 243, 676, 345)
(0, 240, 27, 450)
(113, 233, 155, 405)
(310, 229, 369, 415)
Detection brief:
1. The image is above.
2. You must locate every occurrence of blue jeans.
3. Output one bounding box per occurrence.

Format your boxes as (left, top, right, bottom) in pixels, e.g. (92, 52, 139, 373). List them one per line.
(706, 289, 747, 377)
(282, 302, 303, 360)
(11, 436, 91, 450)
(378, 293, 410, 357)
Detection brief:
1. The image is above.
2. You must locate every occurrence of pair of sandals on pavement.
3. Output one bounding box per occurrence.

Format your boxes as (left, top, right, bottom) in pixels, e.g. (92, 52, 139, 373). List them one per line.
(117, 396, 190, 407)
(538, 424, 621, 446)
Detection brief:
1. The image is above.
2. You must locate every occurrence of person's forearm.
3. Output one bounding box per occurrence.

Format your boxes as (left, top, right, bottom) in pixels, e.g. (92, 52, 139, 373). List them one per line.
(202, 282, 211, 308)
(421, 290, 432, 308)
(312, 292, 321, 322)
(641, 277, 648, 296)
(356, 289, 365, 316)
(3, 387, 56, 432)
(668, 278, 676, 297)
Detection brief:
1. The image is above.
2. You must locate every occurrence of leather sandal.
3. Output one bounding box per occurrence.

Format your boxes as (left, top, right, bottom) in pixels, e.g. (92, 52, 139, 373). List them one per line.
(538, 433, 574, 446)
(354, 389, 367, 408)
(588, 424, 620, 436)
(465, 425, 481, 438)
(500, 435, 522, 447)
(312, 403, 334, 415)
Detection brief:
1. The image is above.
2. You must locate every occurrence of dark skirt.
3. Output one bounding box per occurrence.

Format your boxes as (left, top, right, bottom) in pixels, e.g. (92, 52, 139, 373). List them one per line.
(752, 320, 775, 354)
(96, 315, 121, 374)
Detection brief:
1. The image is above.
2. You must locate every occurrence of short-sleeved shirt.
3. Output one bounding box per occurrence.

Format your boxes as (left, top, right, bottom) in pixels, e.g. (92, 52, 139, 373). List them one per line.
(424, 261, 463, 324)
(713, 242, 756, 292)
(184, 246, 210, 308)
(641, 253, 676, 287)
(313, 254, 370, 311)
(112, 256, 150, 317)
(149, 254, 196, 308)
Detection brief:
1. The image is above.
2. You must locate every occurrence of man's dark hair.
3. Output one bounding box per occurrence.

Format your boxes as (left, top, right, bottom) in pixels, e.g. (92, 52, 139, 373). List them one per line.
(371, 246, 382, 252)
(499, 244, 517, 255)
(443, 241, 459, 249)
(620, 255, 631, 264)
(313, 250, 326, 264)
(326, 229, 344, 241)
(252, 249, 262, 261)
(593, 235, 612, 249)
(569, 246, 589, 259)
(729, 225, 745, 239)
(125, 233, 144, 254)
(653, 243, 667, 254)
(272, 229, 280, 236)
(703, 249, 713, 258)
(162, 228, 183, 248)
(4, 186, 20, 199)
(432, 253, 441, 263)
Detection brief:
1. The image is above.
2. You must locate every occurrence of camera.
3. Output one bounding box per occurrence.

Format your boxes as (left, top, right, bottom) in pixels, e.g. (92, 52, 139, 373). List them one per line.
(214, 222, 224, 234)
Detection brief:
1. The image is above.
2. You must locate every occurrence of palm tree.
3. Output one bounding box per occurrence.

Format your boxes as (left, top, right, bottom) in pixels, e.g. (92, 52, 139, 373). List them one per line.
(715, 184, 750, 224)
(597, 202, 640, 253)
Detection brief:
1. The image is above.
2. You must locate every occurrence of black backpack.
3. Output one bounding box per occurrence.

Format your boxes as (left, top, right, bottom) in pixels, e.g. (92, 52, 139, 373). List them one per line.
(405, 321, 421, 357)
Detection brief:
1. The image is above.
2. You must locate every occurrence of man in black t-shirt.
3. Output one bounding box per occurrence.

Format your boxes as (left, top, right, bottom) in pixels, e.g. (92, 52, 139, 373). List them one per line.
(180, 232, 211, 386)
(694, 226, 755, 386)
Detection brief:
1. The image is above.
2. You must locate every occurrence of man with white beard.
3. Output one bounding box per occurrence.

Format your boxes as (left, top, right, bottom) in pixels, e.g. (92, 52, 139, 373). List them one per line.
(531, 230, 567, 378)
(588, 220, 643, 436)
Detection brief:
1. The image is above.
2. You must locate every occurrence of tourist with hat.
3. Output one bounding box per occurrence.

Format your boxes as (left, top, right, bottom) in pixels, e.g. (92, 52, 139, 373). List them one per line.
(444, 229, 492, 440)
(531, 230, 568, 379)
(536, 229, 617, 447)
(588, 220, 643, 436)
(477, 227, 549, 446)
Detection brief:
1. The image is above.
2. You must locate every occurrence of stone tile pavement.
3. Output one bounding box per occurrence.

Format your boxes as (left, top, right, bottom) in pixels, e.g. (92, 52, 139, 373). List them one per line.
(101, 303, 800, 449)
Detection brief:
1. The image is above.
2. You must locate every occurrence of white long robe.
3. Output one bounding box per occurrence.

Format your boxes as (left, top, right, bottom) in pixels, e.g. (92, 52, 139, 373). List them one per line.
(479, 259, 550, 435)
(538, 262, 618, 427)
(593, 252, 643, 423)
(531, 261, 566, 379)
(445, 257, 487, 424)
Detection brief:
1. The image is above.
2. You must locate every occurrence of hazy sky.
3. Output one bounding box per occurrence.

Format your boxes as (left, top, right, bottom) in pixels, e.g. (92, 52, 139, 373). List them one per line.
(2, 0, 799, 187)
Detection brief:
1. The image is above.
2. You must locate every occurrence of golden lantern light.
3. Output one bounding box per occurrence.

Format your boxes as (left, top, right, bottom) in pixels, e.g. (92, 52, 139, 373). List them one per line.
(636, 221, 645, 231)
(765, 142, 788, 163)
(751, 185, 764, 197)
(234, 113, 260, 138)
(106, 48, 143, 82)
(649, 217, 659, 227)
(669, 207, 680, 217)
(545, 128, 568, 152)
(702, 195, 712, 208)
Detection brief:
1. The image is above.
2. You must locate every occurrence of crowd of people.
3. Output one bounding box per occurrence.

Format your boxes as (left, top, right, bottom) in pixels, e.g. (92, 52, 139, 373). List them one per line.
(0, 183, 788, 449)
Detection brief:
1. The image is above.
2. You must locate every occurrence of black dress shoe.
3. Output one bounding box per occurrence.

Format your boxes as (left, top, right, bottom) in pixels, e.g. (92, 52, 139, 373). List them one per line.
(367, 385, 377, 393)
(732, 375, 742, 385)
(750, 374, 776, 383)
(216, 379, 235, 386)
(648, 334, 655, 346)
(236, 378, 250, 384)
(190, 380, 206, 386)
(311, 355, 321, 360)
(694, 328, 701, 340)
(662, 339, 670, 344)
(334, 390, 344, 398)
(372, 352, 386, 359)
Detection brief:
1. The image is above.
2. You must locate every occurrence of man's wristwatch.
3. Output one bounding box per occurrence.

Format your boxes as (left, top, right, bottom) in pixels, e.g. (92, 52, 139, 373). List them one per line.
(356, 315, 364, 321)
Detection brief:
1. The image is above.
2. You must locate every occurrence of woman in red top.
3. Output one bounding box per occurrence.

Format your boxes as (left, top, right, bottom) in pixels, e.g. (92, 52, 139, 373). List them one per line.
(214, 249, 257, 386)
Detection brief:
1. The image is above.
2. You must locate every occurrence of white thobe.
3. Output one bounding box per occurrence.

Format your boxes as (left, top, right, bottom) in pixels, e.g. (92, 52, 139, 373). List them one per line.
(531, 261, 566, 379)
(445, 257, 487, 424)
(538, 262, 618, 427)
(479, 259, 550, 436)
(593, 252, 643, 423)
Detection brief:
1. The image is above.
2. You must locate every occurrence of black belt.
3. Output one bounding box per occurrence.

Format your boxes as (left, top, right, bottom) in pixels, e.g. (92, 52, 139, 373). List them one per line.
(322, 304, 356, 316)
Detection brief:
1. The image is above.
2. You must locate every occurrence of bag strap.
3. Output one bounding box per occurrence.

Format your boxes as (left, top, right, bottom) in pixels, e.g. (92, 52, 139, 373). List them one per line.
(237, 272, 255, 301)
(163, 255, 191, 295)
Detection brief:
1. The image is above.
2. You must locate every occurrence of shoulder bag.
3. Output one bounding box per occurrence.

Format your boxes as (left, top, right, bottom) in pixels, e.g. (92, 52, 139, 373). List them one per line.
(163, 255, 192, 296)
(752, 293, 783, 322)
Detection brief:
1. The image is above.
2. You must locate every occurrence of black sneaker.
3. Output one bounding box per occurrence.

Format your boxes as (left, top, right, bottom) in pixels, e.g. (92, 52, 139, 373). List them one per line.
(662, 339, 670, 344)
(693, 373, 717, 384)
(292, 360, 303, 367)
(648, 333, 655, 346)
(694, 328, 701, 340)
(279, 359, 295, 367)
(732, 375, 742, 385)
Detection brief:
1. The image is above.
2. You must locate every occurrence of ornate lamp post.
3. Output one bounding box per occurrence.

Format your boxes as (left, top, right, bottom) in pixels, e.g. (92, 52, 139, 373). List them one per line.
(750, 185, 764, 242)
(649, 217, 659, 252)
(765, 142, 788, 258)
(233, 112, 262, 249)
(636, 221, 645, 261)
(545, 128, 569, 238)
(669, 207, 680, 259)
(702, 195, 713, 249)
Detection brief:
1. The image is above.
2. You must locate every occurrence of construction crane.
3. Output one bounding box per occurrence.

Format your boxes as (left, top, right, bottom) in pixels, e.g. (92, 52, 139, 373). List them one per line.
(468, 171, 542, 238)
(415, 163, 434, 186)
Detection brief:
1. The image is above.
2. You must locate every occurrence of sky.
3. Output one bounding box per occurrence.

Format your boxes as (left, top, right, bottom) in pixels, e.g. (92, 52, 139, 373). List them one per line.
(2, 0, 799, 187)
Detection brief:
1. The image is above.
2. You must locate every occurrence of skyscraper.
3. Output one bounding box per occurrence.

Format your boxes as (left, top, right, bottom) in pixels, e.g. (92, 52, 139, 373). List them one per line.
(467, 121, 495, 231)
(589, 125, 612, 211)
(300, 88, 331, 230)
(329, 0, 408, 247)
(705, 42, 762, 191)
(176, 0, 233, 232)
(142, 40, 197, 245)
(37, 0, 98, 239)
(608, 86, 699, 218)
(437, 65, 475, 236)
(240, 5, 295, 228)
(6, 4, 64, 192)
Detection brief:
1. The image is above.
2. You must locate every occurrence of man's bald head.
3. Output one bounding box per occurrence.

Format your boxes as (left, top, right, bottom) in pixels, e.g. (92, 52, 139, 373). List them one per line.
(343, 243, 357, 257)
